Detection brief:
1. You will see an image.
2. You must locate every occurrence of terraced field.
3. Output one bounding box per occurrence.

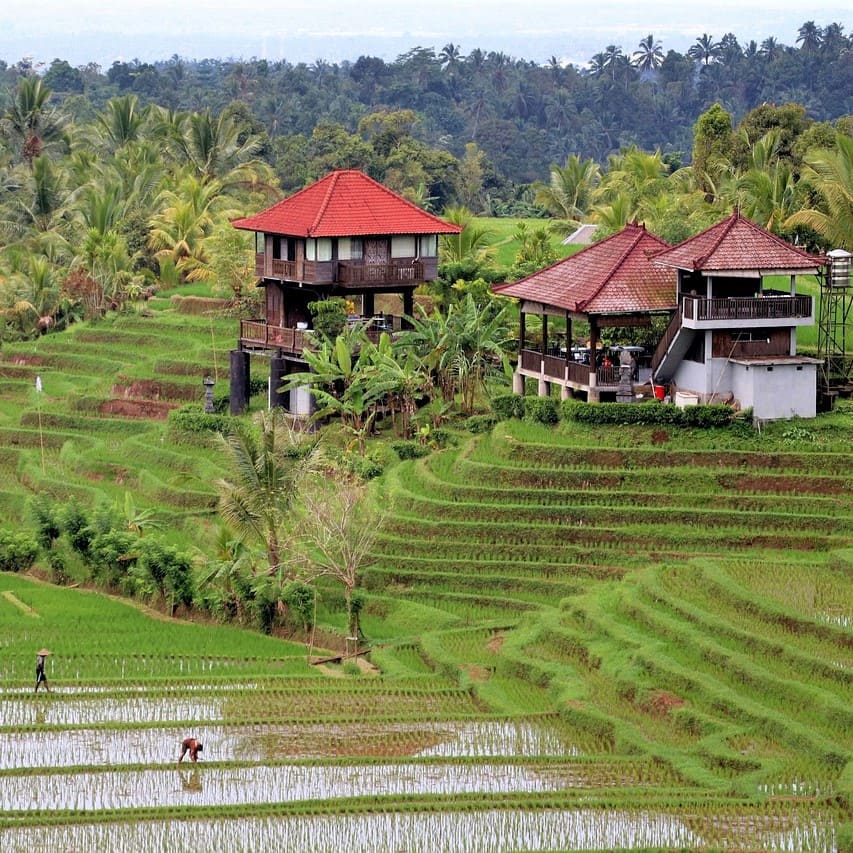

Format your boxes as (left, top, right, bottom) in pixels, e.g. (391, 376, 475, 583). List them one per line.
(0, 303, 235, 545)
(0, 302, 851, 849)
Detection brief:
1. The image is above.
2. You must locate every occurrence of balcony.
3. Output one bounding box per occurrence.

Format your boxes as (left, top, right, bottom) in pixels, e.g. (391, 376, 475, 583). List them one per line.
(520, 349, 620, 388)
(682, 294, 813, 328)
(337, 259, 427, 286)
(240, 317, 398, 357)
(253, 254, 434, 288)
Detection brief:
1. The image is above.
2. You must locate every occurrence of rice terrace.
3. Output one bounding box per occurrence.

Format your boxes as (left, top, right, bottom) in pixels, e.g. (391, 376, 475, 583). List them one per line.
(0, 292, 851, 852)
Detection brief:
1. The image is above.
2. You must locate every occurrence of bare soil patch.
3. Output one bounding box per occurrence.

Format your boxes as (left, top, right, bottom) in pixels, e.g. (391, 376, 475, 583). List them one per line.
(98, 399, 176, 419)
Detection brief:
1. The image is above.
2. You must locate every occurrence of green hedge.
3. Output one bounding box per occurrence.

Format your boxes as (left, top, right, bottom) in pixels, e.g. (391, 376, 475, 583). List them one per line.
(167, 405, 236, 435)
(491, 393, 525, 421)
(561, 399, 735, 427)
(493, 393, 735, 428)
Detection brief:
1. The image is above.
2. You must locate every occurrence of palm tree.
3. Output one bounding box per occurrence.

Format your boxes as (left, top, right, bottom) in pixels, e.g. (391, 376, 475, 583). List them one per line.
(91, 95, 150, 153)
(216, 408, 318, 577)
(439, 205, 495, 265)
(533, 154, 600, 226)
(439, 43, 464, 70)
(688, 34, 721, 66)
(632, 35, 664, 73)
(6, 254, 66, 333)
(785, 134, 853, 249)
(760, 37, 781, 61)
(147, 175, 239, 282)
(602, 45, 625, 80)
(796, 21, 823, 53)
(0, 156, 74, 263)
(0, 77, 66, 166)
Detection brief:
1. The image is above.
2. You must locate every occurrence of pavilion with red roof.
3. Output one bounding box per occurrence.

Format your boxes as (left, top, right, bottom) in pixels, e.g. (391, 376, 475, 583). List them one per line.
(492, 221, 677, 402)
(493, 211, 826, 418)
(229, 169, 460, 415)
(650, 210, 823, 419)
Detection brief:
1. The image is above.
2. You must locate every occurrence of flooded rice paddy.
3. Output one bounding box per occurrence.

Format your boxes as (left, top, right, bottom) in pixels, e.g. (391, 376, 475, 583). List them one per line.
(0, 760, 652, 811)
(0, 719, 578, 769)
(0, 808, 836, 852)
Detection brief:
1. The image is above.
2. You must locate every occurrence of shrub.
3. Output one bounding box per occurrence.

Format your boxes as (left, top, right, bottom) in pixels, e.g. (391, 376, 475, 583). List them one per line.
(465, 414, 497, 434)
(391, 440, 431, 460)
(29, 495, 62, 550)
(560, 399, 735, 428)
(283, 580, 315, 632)
(0, 531, 40, 572)
(87, 529, 140, 589)
(59, 502, 94, 556)
(136, 538, 195, 610)
(491, 393, 525, 421)
(523, 396, 559, 425)
(48, 548, 71, 585)
(168, 404, 236, 435)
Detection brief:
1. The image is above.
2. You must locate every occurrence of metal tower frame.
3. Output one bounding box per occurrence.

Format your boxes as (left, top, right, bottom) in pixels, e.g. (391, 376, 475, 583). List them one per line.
(817, 249, 852, 407)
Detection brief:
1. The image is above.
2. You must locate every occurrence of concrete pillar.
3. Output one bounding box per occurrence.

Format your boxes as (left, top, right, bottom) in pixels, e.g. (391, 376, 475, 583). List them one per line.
(269, 357, 288, 410)
(587, 371, 600, 403)
(512, 371, 524, 395)
(538, 377, 548, 397)
(229, 349, 250, 415)
(560, 384, 570, 401)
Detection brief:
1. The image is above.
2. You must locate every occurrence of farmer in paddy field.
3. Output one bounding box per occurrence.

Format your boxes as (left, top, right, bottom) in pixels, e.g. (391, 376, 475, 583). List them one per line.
(35, 649, 51, 693)
(178, 737, 203, 763)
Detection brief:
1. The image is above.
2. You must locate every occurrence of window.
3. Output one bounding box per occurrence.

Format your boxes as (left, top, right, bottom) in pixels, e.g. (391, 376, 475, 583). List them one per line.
(732, 332, 770, 343)
(420, 235, 437, 257)
(392, 236, 416, 258)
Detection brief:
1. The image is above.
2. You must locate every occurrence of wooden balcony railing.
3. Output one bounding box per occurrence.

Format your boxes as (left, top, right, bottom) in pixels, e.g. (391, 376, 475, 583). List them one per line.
(682, 295, 812, 322)
(240, 320, 310, 354)
(338, 260, 425, 285)
(521, 349, 615, 387)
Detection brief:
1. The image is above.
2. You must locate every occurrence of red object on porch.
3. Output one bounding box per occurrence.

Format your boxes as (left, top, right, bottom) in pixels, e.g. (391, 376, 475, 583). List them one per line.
(653, 385, 666, 401)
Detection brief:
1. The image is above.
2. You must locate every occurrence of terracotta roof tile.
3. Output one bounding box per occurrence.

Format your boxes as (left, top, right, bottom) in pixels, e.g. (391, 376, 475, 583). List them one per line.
(653, 210, 824, 272)
(493, 222, 677, 314)
(232, 170, 461, 237)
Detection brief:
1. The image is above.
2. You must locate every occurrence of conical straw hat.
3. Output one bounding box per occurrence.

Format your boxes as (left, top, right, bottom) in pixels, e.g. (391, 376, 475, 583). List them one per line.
(37, 649, 52, 656)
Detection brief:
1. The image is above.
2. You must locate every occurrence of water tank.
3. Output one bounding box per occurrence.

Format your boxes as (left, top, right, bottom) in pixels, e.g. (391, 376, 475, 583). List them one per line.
(827, 248, 851, 288)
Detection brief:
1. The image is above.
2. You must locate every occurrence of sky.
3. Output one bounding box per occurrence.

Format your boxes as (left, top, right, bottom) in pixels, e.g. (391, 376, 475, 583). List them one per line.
(2, 1, 849, 69)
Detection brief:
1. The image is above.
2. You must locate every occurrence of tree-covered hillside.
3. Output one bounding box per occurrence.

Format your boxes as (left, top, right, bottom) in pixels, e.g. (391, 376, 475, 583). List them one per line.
(2, 20, 851, 189)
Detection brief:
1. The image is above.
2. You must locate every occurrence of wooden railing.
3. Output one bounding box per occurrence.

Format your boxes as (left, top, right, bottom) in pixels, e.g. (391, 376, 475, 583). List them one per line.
(240, 320, 310, 354)
(683, 295, 812, 322)
(521, 349, 601, 386)
(338, 260, 425, 285)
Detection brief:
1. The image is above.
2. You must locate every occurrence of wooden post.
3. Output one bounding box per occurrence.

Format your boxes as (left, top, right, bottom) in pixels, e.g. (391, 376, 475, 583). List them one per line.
(229, 349, 250, 415)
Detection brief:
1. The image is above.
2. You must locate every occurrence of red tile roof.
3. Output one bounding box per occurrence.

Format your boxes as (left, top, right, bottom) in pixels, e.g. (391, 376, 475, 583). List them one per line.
(493, 222, 677, 315)
(232, 169, 461, 238)
(653, 210, 824, 272)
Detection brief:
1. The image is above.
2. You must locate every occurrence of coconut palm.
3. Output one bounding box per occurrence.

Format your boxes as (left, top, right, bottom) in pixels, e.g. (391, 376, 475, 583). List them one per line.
(785, 134, 853, 249)
(533, 154, 600, 226)
(439, 205, 495, 264)
(688, 34, 721, 66)
(90, 95, 150, 153)
(632, 34, 664, 73)
(216, 408, 318, 577)
(796, 21, 822, 53)
(147, 175, 240, 282)
(0, 76, 66, 166)
(5, 254, 66, 334)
